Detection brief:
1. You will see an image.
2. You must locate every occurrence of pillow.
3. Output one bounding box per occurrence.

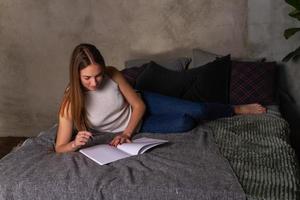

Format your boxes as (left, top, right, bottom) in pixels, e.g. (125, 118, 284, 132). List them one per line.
(125, 57, 191, 71)
(229, 61, 276, 105)
(182, 55, 231, 104)
(140, 113, 196, 133)
(135, 55, 231, 104)
(135, 61, 186, 97)
(121, 64, 147, 87)
(190, 49, 220, 68)
(190, 48, 266, 68)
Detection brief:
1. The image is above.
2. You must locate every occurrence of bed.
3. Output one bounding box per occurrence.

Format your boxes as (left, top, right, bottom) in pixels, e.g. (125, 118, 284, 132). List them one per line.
(0, 107, 298, 200)
(0, 49, 299, 200)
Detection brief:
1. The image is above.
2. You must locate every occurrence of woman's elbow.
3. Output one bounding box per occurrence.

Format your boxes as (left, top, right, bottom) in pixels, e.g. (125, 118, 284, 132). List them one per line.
(133, 101, 146, 115)
(55, 145, 63, 153)
(139, 101, 146, 115)
(54, 145, 60, 153)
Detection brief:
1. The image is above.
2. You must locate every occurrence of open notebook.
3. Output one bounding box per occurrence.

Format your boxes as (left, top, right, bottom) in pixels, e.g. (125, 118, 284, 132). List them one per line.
(79, 137, 168, 165)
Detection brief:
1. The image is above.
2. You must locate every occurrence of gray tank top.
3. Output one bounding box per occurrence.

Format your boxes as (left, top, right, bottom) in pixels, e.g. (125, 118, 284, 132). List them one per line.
(85, 75, 132, 133)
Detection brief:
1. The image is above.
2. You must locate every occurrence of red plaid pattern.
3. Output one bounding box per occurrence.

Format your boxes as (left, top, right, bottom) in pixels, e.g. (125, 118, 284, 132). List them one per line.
(230, 61, 276, 105)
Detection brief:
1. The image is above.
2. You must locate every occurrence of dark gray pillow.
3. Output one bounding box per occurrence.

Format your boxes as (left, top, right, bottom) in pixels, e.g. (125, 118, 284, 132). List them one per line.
(190, 49, 219, 68)
(135, 55, 231, 104)
(135, 62, 186, 97)
(182, 55, 231, 104)
(125, 57, 191, 71)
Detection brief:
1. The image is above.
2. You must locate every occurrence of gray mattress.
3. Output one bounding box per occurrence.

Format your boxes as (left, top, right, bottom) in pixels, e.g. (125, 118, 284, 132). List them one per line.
(0, 124, 246, 200)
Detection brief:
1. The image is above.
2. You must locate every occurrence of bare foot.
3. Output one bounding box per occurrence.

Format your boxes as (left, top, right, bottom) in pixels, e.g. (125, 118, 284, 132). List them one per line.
(233, 103, 267, 115)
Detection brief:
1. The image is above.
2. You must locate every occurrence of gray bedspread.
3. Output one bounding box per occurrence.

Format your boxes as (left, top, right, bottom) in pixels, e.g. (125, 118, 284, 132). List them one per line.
(0, 124, 245, 200)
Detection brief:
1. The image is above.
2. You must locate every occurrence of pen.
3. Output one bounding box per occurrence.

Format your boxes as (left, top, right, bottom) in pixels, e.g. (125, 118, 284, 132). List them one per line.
(90, 134, 94, 141)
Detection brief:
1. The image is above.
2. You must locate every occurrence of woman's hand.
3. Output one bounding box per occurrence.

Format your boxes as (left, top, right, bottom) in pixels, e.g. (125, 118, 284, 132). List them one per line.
(110, 133, 132, 147)
(72, 131, 93, 149)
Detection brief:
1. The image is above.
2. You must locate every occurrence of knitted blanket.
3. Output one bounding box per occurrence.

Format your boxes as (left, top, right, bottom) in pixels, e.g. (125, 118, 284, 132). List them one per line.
(207, 114, 299, 200)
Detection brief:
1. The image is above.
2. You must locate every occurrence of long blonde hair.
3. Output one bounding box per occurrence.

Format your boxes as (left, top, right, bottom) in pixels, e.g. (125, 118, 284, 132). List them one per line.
(58, 43, 106, 131)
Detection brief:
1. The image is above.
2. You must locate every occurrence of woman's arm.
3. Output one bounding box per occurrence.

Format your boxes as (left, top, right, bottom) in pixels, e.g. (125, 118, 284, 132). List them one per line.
(55, 112, 77, 153)
(55, 104, 92, 153)
(107, 66, 146, 146)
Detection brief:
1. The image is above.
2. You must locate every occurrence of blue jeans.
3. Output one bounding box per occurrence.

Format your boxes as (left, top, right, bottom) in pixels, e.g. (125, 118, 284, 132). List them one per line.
(139, 91, 233, 133)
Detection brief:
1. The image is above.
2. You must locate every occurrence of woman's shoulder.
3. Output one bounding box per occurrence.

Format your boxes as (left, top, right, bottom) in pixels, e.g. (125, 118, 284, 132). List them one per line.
(105, 66, 122, 83)
(105, 66, 119, 75)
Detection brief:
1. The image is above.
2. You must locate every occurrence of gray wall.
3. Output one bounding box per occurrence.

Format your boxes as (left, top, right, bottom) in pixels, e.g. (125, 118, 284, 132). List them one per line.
(0, 0, 298, 137)
(248, 0, 300, 104)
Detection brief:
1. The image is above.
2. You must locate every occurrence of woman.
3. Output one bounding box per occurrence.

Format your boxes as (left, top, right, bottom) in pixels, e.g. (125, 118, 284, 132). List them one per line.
(55, 43, 266, 153)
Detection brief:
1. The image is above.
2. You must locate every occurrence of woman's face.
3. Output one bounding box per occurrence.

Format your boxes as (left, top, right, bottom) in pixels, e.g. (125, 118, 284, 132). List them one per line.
(80, 63, 104, 91)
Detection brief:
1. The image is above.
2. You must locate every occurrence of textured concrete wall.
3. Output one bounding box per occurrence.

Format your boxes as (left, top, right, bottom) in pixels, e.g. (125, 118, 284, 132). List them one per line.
(0, 0, 248, 136)
(247, 0, 300, 60)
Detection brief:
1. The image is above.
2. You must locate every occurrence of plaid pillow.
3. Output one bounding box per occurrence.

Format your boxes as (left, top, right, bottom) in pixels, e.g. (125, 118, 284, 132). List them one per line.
(229, 61, 276, 105)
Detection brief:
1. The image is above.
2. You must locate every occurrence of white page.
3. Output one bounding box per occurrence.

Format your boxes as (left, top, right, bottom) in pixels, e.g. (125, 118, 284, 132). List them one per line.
(117, 137, 168, 155)
(117, 143, 150, 155)
(79, 144, 131, 165)
(138, 143, 164, 154)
